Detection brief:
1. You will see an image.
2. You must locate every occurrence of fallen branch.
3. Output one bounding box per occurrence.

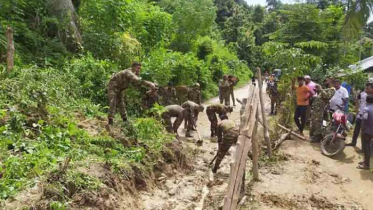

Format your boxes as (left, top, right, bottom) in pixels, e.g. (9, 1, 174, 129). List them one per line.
(277, 124, 307, 141)
(274, 132, 290, 150)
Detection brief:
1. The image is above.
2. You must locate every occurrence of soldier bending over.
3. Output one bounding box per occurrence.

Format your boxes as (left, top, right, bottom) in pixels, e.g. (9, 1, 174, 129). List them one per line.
(182, 100, 204, 137)
(206, 103, 233, 137)
(212, 114, 239, 173)
(161, 105, 193, 138)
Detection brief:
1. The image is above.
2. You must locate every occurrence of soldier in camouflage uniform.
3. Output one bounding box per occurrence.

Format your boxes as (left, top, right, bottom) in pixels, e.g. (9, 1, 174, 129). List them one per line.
(212, 114, 239, 173)
(175, 86, 189, 105)
(267, 79, 279, 115)
(141, 88, 159, 110)
(159, 83, 176, 106)
(188, 83, 202, 104)
(107, 62, 155, 125)
(228, 75, 239, 106)
(161, 105, 193, 137)
(206, 103, 233, 137)
(219, 75, 231, 106)
(310, 84, 335, 143)
(181, 100, 204, 137)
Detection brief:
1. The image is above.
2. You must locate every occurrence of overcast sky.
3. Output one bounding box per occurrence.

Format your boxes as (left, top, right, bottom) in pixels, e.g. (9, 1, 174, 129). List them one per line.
(245, 0, 373, 22)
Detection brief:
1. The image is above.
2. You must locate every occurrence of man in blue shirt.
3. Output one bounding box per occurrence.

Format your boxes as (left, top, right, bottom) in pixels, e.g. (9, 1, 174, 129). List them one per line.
(342, 81, 352, 113)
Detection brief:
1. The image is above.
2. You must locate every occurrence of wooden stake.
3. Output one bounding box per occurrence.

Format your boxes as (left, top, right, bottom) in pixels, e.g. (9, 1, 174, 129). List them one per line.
(252, 106, 259, 181)
(256, 67, 272, 158)
(223, 88, 259, 210)
(6, 26, 14, 73)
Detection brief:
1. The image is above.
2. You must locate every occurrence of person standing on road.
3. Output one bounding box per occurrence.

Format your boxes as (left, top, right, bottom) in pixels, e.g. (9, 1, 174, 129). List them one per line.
(357, 95, 373, 170)
(268, 78, 279, 115)
(188, 83, 202, 105)
(228, 75, 239, 107)
(310, 84, 335, 143)
(342, 80, 352, 113)
(305, 75, 317, 125)
(347, 83, 373, 147)
(305, 75, 317, 95)
(219, 75, 231, 106)
(292, 77, 313, 135)
(107, 62, 155, 125)
(212, 114, 239, 173)
(329, 79, 349, 112)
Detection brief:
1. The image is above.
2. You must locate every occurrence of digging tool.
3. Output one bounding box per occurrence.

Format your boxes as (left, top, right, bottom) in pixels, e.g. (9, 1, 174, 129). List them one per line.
(209, 153, 218, 165)
(195, 127, 203, 146)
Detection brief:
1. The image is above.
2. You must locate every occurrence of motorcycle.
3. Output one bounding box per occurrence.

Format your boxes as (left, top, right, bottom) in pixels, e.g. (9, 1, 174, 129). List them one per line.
(321, 109, 350, 157)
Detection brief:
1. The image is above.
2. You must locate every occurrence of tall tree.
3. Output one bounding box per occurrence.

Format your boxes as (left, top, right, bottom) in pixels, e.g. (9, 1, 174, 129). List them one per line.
(46, 0, 82, 51)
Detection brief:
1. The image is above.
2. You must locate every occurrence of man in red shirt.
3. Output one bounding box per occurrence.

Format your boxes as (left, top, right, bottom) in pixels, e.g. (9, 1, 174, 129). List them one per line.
(292, 76, 314, 135)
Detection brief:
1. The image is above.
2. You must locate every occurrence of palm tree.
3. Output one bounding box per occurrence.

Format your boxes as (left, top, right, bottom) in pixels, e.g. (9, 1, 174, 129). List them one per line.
(344, 0, 373, 40)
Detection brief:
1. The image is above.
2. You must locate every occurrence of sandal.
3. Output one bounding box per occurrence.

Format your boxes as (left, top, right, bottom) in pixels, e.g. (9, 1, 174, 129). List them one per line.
(357, 163, 370, 170)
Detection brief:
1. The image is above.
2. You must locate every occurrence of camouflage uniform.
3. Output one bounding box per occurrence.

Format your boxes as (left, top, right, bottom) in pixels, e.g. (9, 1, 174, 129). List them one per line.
(212, 119, 239, 173)
(228, 76, 239, 106)
(108, 68, 154, 122)
(188, 83, 202, 104)
(219, 80, 231, 106)
(206, 104, 233, 137)
(267, 80, 279, 115)
(141, 90, 159, 109)
(175, 86, 189, 105)
(310, 88, 335, 141)
(182, 101, 204, 137)
(161, 105, 193, 137)
(159, 86, 176, 106)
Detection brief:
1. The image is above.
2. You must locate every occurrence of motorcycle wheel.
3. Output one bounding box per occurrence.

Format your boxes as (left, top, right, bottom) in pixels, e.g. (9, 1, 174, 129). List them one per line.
(321, 133, 345, 157)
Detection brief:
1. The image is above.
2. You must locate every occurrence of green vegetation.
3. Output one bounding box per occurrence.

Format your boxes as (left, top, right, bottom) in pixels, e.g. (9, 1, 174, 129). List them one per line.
(0, 0, 372, 208)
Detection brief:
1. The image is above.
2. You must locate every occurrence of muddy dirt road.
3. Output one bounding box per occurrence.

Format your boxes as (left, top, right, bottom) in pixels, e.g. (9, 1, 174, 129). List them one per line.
(140, 82, 373, 210)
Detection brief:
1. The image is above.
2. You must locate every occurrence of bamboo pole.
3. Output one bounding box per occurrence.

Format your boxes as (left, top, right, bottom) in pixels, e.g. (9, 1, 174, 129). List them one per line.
(223, 88, 259, 210)
(6, 26, 14, 73)
(252, 106, 259, 181)
(256, 67, 272, 158)
(277, 124, 307, 141)
(274, 132, 291, 150)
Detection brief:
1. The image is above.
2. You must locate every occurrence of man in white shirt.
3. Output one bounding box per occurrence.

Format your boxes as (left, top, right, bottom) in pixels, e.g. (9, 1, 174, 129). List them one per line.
(329, 79, 349, 112)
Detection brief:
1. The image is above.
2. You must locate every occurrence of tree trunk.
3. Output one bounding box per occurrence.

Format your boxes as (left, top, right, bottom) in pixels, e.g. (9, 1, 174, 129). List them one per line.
(46, 0, 82, 52)
(6, 27, 14, 73)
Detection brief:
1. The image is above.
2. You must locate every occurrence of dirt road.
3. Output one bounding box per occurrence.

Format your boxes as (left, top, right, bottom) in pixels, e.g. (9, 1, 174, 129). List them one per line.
(140, 82, 373, 210)
(140, 84, 251, 210)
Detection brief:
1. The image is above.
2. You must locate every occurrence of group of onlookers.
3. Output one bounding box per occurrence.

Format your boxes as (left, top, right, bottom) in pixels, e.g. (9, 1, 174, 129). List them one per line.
(291, 74, 373, 170)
